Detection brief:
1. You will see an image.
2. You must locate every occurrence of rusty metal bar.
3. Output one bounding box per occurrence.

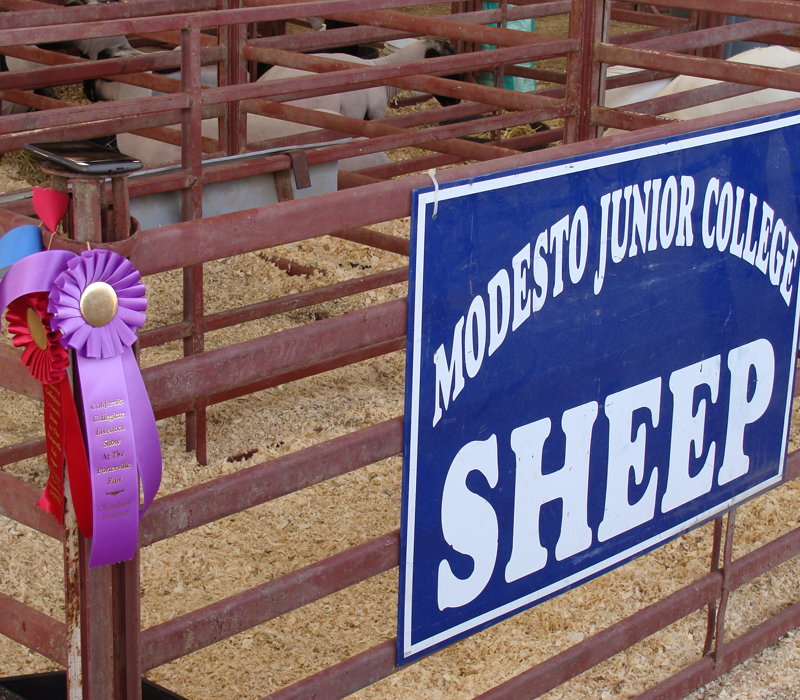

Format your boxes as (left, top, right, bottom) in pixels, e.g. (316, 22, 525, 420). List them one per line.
(256, 490, 800, 700)
(243, 0, 571, 55)
(142, 297, 406, 414)
(63, 490, 82, 700)
(180, 23, 208, 464)
(564, 0, 606, 142)
(79, 542, 114, 699)
(237, 42, 574, 109)
(627, 17, 799, 53)
(702, 517, 724, 656)
(0, 93, 192, 136)
(111, 555, 141, 700)
(138, 266, 408, 348)
(196, 336, 405, 411)
(0, 471, 63, 539)
(635, 596, 800, 700)
(246, 2, 564, 48)
(241, 99, 520, 162)
(0, 436, 46, 467)
(592, 105, 675, 131)
(0, 110, 196, 155)
(356, 127, 564, 180)
(0, 0, 216, 29)
(266, 571, 724, 700)
(263, 639, 397, 700)
(0, 592, 67, 666)
(0, 45, 213, 92)
(610, 6, 690, 28)
(596, 43, 800, 93)
(0, 343, 42, 399)
(332, 229, 410, 256)
(130, 97, 800, 278)
(712, 510, 737, 668)
(140, 416, 403, 545)
(141, 531, 400, 670)
(245, 104, 569, 165)
(0, 0, 517, 48)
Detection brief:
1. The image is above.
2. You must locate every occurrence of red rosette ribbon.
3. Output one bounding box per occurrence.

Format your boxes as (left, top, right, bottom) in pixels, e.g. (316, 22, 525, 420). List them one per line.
(4, 292, 92, 531)
(7, 293, 68, 383)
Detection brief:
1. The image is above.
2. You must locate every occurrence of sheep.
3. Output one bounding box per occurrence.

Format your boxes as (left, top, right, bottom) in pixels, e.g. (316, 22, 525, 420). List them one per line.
(604, 46, 800, 133)
(0, 0, 138, 114)
(63, 0, 142, 60)
(649, 45, 800, 121)
(0, 56, 59, 115)
(603, 65, 673, 110)
(256, 37, 461, 119)
(96, 81, 377, 171)
(89, 38, 459, 171)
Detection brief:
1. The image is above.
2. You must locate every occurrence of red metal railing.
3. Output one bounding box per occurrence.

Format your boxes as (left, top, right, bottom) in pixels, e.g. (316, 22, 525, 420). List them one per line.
(1, 1, 800, 698)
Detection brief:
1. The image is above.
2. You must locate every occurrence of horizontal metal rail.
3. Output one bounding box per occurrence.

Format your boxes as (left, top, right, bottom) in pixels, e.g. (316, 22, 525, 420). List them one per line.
(596, 43, 800, 93)
(0, 436, 46, 468)
(0, 0, 549, 48)
(141, 416, 402, 544)
(0, 592, 67, 667)
(129, 96, 800, 277)
(0, 470, 62, 540)
(141, 297, 406, 408)
(138, 267, 409, 348)
(259, 504, 800, 700)
(141, 531, 400, 670)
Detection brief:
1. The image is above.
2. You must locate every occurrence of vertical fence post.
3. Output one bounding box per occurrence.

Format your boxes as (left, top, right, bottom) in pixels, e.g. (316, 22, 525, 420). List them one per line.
(703, 516, 724, 656)
(52, 169, 113, 700)
(181, 21, 208, 465)
(713, 509, 737, 668)
(222, 2, 248, 157)
(564, 0, 607, 143)
(45, 164, 141, 700)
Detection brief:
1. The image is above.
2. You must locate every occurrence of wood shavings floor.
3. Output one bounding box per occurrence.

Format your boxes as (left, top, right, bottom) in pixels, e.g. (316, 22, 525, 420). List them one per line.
(2, 220, 800, 699)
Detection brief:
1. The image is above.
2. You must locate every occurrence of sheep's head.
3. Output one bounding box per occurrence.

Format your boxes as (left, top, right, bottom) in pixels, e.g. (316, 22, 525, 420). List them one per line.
(424, 40, 464, 108)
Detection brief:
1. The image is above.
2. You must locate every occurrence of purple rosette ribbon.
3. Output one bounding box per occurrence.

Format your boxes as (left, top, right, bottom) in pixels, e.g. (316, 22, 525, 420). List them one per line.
(49, 249, 162, 568)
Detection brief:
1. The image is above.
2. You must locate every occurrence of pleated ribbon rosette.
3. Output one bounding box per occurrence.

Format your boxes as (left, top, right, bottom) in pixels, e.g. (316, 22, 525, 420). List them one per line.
(0, 248, 162, 568)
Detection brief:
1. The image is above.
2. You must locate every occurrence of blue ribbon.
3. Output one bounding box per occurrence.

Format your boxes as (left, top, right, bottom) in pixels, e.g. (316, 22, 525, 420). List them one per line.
(0, 225, 43, 279)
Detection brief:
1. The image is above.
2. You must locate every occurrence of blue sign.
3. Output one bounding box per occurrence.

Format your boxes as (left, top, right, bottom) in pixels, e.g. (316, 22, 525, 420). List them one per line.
(398, 112, 800, 663)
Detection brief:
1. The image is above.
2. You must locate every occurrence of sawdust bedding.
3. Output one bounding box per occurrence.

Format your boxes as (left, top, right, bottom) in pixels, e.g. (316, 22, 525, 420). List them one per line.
(2, 54, 800, 700)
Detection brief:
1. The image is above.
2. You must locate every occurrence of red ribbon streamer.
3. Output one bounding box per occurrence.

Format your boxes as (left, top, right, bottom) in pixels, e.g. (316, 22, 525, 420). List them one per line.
(6, 293, 93, 534)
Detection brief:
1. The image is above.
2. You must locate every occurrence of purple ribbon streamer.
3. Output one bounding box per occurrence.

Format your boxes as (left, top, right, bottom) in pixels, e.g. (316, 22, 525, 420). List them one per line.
(122, 347, 161, 515)
(77, 352, 140, 567)
(0, 250, 75, 313)
(48, 250, 161, 568)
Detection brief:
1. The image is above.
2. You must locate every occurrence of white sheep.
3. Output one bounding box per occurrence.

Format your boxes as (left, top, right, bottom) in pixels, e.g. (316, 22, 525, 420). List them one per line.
(90, 71, 390, 171)
(603, 65, 673, 110)
(256, 37, 459, 120)
(90, 38, 458, 170)
(651, 45, 800, 121)
(604, 46, 800, 132)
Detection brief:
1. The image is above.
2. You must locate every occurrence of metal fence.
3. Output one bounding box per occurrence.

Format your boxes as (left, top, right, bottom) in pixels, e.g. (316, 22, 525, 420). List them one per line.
(1, 0, 800, 698)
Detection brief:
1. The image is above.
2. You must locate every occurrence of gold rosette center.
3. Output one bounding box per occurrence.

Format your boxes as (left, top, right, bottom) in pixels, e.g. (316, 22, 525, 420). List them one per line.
(80, 282, 118, 327)
(26, 306, 49, 350)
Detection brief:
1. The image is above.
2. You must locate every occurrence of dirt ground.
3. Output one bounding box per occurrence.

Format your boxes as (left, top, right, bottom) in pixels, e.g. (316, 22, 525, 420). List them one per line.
(1, 11, 800, 700)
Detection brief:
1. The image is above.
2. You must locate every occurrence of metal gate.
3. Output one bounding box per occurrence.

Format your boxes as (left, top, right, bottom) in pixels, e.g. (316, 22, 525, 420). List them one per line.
(1, 0, 800, 697)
